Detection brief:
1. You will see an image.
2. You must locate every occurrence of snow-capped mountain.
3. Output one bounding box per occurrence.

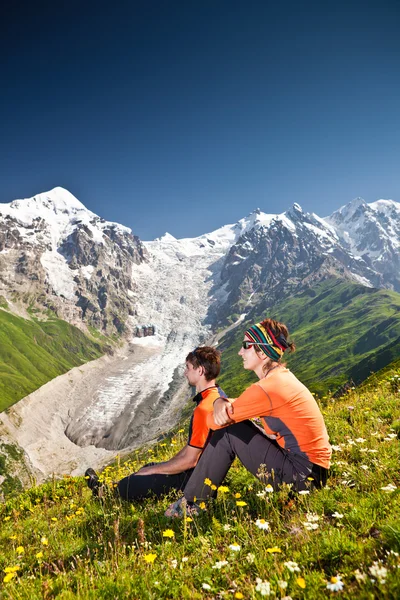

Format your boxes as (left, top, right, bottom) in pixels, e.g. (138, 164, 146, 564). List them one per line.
(2, 187, 400, 451)
(0, 187, 146, 332)
(325, 197, 400, 290)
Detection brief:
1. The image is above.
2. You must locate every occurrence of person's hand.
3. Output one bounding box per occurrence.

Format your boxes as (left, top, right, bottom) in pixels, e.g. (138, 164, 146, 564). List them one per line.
(135, 465, 157, 476)
(213, 397, 234, 426)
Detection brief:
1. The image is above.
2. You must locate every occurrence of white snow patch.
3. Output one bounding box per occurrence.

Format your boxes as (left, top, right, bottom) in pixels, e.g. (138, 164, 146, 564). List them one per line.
(40, 251, 76, 300)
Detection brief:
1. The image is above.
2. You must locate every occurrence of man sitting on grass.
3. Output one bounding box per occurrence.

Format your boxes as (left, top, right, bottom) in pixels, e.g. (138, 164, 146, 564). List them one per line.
(85, 346, 226, 501)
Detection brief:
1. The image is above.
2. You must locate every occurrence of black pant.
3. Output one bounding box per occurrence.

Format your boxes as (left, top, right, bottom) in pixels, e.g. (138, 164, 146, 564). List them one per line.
(183, 421, 327, 502)
(117, 466, 194, 501)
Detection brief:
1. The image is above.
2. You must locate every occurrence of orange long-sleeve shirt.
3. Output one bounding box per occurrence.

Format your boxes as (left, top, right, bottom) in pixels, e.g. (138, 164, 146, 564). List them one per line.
(207, 367, 331, 469)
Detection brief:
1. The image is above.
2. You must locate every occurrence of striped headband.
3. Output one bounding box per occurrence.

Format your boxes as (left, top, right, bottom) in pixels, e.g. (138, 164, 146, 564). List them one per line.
(245, 322, 289, 361)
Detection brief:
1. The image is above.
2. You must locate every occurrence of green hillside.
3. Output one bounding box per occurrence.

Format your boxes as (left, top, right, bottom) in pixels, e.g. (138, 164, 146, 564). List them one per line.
(0, 364, 399, 598)
(0, 309, 105, 412)
(217, 278, 400, 397)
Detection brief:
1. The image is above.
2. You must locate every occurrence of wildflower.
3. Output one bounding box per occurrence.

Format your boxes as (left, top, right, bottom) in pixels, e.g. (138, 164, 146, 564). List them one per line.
(223, 524, 231, 531)
(162, 529, 175, 538)
(331, 445, 342, 451)
(266, 546, 281, 553)
(218, 485, 229, 493)
(360, 465, 369, 470)
(354, 569, 367, 582)
(36, 551, 43, 559)
(381, 484, 397, 492)
(296, 577, 306, 588)
(265, 484, 273, 493)
(182, 556, 188, 562)
(202, 583, 211, 590)
(212, 560, 229, 569)
(236, 501, 247, 507)
(211, 484, 217, 490)
(257, 491, 266, 498)
(278, 580, 288, 589)
(204, 478, 212, 486)
(284, 561, 300, 573)
(246, 553, 255, 564)
(9, 535, 17, 540)
(369, 562, 387, 583)
(143, 553, 157, 563)
(235, 593, 244, 599)
(234, 492, 241, 498)
(255, 578, 271, 596)
(178, 429, 185, 433)
(186, 517, 193, 523)
(170, 559, 178, 569)
(3, 516, 11, 521)
(199, 501, 206, 509)
(4, 566, 20, 573)
(229, 543, 241, 552)
(303, 522, 318, 530)
(16, 546, 24, 555)
(255, 518, 270, 530)
(3, 572, 17, 583)
(332, 512, 344, 519)
(355, 438, 366, 443)
(305, 512, 319, 522)
(326, 575, 344, 592)
(298, 490, 309, 495)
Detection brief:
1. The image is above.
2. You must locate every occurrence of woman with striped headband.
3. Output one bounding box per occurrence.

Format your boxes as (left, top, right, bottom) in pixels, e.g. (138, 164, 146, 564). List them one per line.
(165, 318, 331, 517)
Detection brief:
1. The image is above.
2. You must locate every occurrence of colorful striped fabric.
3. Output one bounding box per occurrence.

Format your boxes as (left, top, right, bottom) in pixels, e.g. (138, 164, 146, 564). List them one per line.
(244, 322, 287, 361)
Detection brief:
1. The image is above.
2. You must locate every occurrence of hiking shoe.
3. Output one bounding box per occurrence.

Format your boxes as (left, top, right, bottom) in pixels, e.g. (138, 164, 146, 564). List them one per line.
(85, 468, 100, 496)
(164, 497, 202, 518)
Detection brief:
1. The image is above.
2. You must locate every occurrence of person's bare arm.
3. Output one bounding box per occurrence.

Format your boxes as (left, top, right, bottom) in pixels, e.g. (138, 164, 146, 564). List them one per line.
(135, 444, 202, 476)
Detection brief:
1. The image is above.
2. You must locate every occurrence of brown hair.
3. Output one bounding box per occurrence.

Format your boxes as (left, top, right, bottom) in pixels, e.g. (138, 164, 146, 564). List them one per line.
(186, 346, 221, 382)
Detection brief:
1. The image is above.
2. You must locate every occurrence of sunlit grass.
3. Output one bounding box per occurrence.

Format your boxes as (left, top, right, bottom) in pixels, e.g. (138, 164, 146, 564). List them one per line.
(0, 378, 399, 599)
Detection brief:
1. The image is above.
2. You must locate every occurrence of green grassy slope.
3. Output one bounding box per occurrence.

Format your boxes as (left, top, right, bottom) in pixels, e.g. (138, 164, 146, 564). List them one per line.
(0, 310, 104, 412)
(217, 278, 400, 397)
(0, 368, 399, 598)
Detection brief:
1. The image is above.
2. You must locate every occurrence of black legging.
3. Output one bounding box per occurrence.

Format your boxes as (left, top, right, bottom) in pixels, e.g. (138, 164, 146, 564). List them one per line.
(183, 421, 327, 502)
(117, 465, 194, 501)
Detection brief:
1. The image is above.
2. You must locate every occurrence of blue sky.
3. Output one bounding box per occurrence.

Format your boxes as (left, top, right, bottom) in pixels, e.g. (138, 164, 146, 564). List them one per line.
(1, 0, 399, 240)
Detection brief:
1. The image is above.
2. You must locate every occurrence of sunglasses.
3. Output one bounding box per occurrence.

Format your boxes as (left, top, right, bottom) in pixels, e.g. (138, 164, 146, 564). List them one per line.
(241, 341, 271, 350)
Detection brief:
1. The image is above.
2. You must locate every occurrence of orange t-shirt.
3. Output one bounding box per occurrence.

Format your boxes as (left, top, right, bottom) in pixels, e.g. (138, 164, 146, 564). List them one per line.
(207, 368, 331, 469)
(188, 385, 227, 449)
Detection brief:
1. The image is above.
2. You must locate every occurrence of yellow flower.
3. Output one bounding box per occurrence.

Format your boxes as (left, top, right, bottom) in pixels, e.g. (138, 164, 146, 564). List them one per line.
(3, 516, 11, 521)
(16, 546, 24, 555)
(9, 535, 17, 540)
(51, 517, 58, 522)
(143, 553, 157, 563)
(186, 517, 193, 522)
(211, 484, 217, 490)
(266, 547, 282, 553)
(41, 536, 48, 546)
(296, 577, 306, 588)
(199, 502, 206, 509)
(4, 566, 20, 573)
(36, 552, 43, 559)
(204, 478, 212, 486)
(265, 484, 273, 492)
(3, 572, 16, 583)
(234, 492, 241, 498)
(162, 529, 175, 538)
(235, 593, 244, 599)
(178, 429, 185, 433)
(236, 501, 247, 507)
